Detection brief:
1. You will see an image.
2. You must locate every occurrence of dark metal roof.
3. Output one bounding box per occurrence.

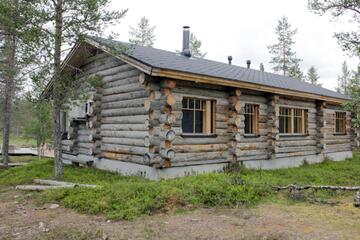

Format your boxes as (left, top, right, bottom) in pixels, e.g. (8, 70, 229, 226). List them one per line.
(87, 36, 350, 100)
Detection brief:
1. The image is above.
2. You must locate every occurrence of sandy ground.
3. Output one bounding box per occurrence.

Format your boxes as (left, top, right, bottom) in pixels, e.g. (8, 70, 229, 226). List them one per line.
(1, 189, 360, 240)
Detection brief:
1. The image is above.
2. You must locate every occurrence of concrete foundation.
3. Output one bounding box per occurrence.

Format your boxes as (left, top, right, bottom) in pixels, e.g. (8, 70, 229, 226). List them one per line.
(61, 151, 353, 180)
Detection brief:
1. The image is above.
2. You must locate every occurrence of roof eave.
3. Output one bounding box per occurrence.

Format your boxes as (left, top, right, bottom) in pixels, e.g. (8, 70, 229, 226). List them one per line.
(150, 68, 350, 105)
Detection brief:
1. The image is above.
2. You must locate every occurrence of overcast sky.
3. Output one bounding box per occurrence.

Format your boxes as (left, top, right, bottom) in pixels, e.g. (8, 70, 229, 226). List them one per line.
(109, 0, 358, 91)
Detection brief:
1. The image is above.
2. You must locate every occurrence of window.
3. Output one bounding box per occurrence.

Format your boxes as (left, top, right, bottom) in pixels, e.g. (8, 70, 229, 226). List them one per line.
(182, 98, 216, 134)
(279, 107, 308, 134)
(335, 112, 346, 134)
(244, 104, 259, 135)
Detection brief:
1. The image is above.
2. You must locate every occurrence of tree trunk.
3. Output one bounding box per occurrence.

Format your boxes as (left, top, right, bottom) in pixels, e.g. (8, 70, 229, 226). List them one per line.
(1, 27, 17, 168)
(52, 0, 64, 179)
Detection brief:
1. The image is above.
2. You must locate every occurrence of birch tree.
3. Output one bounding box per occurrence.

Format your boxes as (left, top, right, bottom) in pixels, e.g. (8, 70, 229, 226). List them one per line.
(129, 16, 155, 47)
(268, 16, 302, 76)
(32, 0, 127, 178)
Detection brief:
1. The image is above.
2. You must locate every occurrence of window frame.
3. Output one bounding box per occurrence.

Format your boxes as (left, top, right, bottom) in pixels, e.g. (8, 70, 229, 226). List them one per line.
(244, 103, 260, 136)
(279, 106, 308, 136)
(181, 97, 216, 136)
(334, 111, 346, 135)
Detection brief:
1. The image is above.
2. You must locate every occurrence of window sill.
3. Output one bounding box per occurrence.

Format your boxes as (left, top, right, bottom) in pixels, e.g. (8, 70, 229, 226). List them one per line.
(334, 133, 347, 136)
(279, 134, 309, 138)
(244, 134, 260, 138)
(181, 133, 217, 138)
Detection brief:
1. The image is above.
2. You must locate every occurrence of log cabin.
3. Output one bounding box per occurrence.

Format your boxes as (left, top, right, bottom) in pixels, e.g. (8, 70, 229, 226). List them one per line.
(43, 26, 356, 180)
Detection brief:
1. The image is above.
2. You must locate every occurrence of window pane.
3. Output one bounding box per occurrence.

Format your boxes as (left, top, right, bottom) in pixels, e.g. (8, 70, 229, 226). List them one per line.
(189, 99, 194, 109)
(195, 99, 201, 109)
(182, 110, 194, 133)
(244, 114, 251, 134)
(194, 110, 203, 133)
(279, 116, 285, 133)
(182, 98, 188, 108)
(294, 116, 301, 133)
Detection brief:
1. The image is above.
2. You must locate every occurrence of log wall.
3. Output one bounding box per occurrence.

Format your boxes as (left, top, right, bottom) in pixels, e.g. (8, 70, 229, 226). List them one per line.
(235, 93, 269, 162)
(61, 52, 149, 165)
(322, 104, 352, 153)
(275, 97, 318, 158)
(170, 81, 230, 166)
(61, 51, 354, 170)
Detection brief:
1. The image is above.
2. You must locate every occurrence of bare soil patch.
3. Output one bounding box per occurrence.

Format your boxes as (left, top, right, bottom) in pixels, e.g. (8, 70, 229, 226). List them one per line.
(1, 189, 359, 240)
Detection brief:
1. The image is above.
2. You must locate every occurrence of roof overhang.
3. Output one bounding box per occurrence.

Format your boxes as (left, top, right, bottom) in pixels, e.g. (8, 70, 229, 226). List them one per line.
(42, 37, 350, 105)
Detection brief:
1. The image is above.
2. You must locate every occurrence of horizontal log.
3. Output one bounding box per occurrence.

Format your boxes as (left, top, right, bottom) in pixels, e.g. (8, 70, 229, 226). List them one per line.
(275, 150, 317, 158)
(276, 140, 317, 147)
(103, 83, 143, 95)
(102, 97, 147, 109)
(101, 152, 147, 165)
(101, 107, 147, 117)
(61, 140, 74, 146)
(237, 142, 268, 150)
(102, 137, 145, 147)
(234, 149, 267, 157)
(275, 146, 317, 153)
(143, 153, 162, 165)
(237, 154, 269, 161)
(173, 144, 228, 153)
(101, 115, 148, 124)
(102, 68, 139, 83)
(273, 184, 360, 191)
(100, 130, 148, 139)
(33, 179, 97, 188)
(172, 136, 227, 145)
(104, 75, 139, 88)
(101, 123, 147, 131)
(101, 143, 149, 156)
(102, 90, 147, 103)
(172, 151, 228, 163)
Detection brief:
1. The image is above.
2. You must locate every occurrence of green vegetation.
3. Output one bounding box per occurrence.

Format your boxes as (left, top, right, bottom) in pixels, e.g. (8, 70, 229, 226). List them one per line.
(0, 132, 37, 148)
(1, 153, 359, 220)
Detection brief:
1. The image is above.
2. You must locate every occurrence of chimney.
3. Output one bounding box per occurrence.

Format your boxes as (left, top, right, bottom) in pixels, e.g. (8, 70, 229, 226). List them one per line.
(228, 56, 232, 65)
(246, 60, 251, 69)
(181, 26, 191, 57)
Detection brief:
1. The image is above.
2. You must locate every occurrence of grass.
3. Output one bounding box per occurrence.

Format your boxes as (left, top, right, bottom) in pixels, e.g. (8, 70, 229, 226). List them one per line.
(0, 133, 37, 148)
(1, 152, 360, 220)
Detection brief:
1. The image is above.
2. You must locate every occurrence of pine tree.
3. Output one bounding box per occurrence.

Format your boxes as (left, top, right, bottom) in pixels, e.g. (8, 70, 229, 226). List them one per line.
(190, 33, 206, 58)
(268, 16, 302, 76)
(288, 59, 304, 80)
(337, 61, 351, 95)
(129, 17, 156, 47)
(176, 32, 206, 58)
(0, 0, 41, 167)
(306, 66, 321, 86)
(31, 0, 127, 178)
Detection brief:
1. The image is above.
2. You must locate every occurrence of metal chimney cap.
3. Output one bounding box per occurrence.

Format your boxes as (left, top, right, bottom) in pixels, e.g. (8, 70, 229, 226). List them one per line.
(246, 60, 251, 68)
(228, 56, 232, 64)
(183, 26, 190, 29)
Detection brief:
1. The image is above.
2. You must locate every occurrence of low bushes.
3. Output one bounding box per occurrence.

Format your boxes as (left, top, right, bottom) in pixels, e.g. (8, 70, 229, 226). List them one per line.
(1, 152, 359, 220)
